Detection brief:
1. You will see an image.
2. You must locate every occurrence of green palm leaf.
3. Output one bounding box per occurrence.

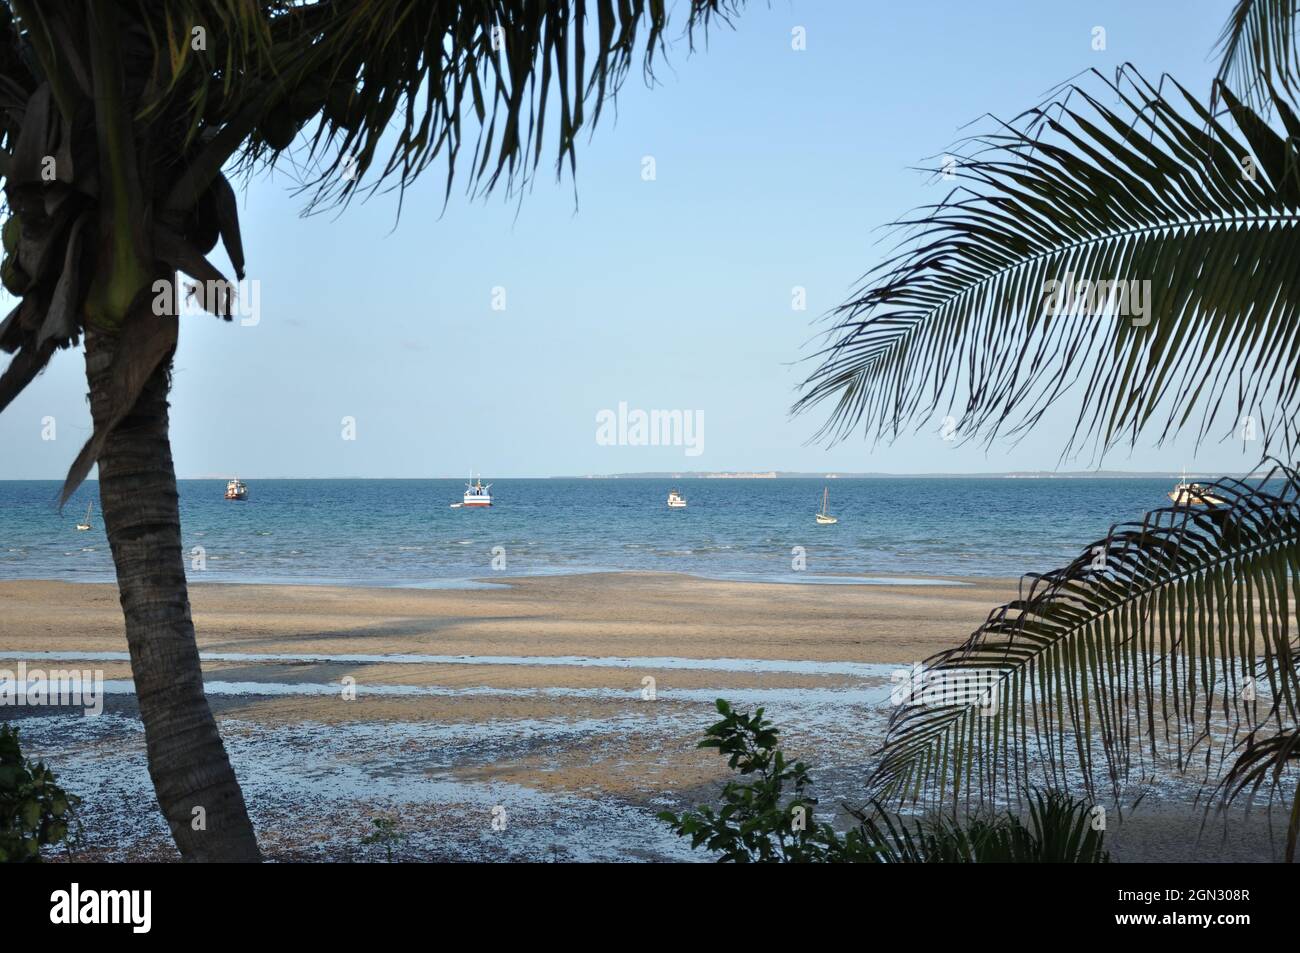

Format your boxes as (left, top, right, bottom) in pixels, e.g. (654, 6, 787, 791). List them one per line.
(871, 462, 1300, 851)
(795, 68, 1300, 458)
(130, 0, 743, 209)
(1216, 0, 1300, 106)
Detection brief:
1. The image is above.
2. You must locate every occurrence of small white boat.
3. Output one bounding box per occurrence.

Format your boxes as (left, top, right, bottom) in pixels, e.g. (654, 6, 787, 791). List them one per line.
(75, 500, 93, 531)
(462, 476, 492, 508)
(1168, 473, 1225, 507)
(667, 488, 687, 509)
(225, 479, 248, 501)
(815, 487, 838, 525)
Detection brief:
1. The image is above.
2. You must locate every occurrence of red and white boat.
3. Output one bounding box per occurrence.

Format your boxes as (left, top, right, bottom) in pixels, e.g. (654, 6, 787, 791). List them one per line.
(458, 477, 492, 508)
(225, 479, 248, 501)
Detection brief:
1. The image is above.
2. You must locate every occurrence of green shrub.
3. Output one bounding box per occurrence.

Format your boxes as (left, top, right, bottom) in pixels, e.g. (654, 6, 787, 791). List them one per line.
(659, 700, 1109, 863)
(360, 815, 405, 862)
(0, 724, 79, 862)
(658, 699, 844, 862)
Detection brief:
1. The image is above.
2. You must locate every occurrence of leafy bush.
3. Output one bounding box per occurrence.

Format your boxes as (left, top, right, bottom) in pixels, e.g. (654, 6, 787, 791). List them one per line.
(658, 700, 844, 862)
(660, 700, 1109, 863)
(361, 815, 405, 862)
(0, 725, 79, 862)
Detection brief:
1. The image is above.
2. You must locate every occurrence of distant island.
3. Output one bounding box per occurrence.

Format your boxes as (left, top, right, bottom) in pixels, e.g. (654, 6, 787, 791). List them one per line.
(139, 469, 1273, 480)
(563, 470, 1265, 480)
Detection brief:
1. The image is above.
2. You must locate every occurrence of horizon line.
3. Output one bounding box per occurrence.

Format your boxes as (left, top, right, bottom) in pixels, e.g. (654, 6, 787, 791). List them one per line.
(0, 469, 1269, 481)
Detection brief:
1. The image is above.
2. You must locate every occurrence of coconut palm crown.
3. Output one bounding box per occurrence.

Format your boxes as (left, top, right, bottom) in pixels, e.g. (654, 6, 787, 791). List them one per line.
(0, 0, 741, 861)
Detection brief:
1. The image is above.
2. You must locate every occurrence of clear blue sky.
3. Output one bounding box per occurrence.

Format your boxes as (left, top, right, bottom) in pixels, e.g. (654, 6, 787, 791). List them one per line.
(1, 0, 1263, 478)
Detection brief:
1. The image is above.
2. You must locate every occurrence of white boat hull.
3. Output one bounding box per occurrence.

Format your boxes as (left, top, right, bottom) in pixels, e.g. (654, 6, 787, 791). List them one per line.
(816, 487, 836, 523)
(461, 476, 493, 507)
(1168, 485, 1225, 507)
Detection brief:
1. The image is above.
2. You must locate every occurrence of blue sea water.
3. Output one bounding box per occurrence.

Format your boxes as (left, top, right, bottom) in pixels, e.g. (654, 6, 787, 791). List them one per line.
(0, 477, 1200, 586)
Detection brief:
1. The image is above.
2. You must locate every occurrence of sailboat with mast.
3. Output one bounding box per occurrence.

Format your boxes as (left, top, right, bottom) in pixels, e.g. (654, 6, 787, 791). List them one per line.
(815, 487, 838, 524)
(75, 500, 93, 531)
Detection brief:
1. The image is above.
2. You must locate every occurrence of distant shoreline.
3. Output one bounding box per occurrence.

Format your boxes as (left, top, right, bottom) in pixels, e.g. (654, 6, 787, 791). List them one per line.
(556, 470, 1268, 480)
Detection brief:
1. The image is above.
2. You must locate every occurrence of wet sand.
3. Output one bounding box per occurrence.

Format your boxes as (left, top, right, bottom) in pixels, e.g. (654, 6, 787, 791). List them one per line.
(0, 572, 1017, 662)
(0, 573, 1288, 862)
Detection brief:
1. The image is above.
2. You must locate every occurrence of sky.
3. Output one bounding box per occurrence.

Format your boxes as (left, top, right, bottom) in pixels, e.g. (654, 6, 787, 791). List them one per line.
(0, 0, 1268, 479)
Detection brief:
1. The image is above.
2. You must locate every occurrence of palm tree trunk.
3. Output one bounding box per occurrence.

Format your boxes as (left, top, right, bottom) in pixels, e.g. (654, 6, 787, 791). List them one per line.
(84, 326, 261, 862)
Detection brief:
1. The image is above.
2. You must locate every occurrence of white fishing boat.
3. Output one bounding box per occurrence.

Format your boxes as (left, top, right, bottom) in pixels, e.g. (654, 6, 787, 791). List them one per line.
(462, 476, 492, 508)
(667, 488, 687, 509)
(75, 500, 93, 531)
(1167, 473, 1225, 507)
(225, 479, 248, 501)
(815, 487, 838, 524)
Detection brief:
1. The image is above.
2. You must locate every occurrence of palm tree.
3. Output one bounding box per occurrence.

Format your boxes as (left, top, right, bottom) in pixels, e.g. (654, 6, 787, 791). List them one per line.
(0, 0, 741, 861)
(796, 2, 1300, 854)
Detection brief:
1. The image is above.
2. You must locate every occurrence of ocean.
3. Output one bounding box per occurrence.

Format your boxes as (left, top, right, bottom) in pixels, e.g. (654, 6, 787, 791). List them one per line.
(0, 477, 1201, 586)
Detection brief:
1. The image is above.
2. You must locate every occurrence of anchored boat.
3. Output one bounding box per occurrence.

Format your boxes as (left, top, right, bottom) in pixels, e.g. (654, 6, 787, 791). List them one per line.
(225, 479, 248, 501)
(667, 488, 687, 509)
(1168, 477, 1226, 507)
(461, 476, 493, 508)
(815, 487, 838, 524)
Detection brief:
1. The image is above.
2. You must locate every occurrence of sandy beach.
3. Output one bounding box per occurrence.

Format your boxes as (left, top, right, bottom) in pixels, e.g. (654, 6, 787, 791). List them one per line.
(0, 572, 1022, 662)
(0, 573, 1287, 862)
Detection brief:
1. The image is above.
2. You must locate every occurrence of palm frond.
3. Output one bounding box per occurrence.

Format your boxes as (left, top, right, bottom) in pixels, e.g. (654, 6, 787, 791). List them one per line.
(795, 67, 1300, 460)
(851, 787, 1109, 863)
(124, 0, 742, 210)
(1215, 0, 1300, 107)
(870, 462, 1300, 831)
